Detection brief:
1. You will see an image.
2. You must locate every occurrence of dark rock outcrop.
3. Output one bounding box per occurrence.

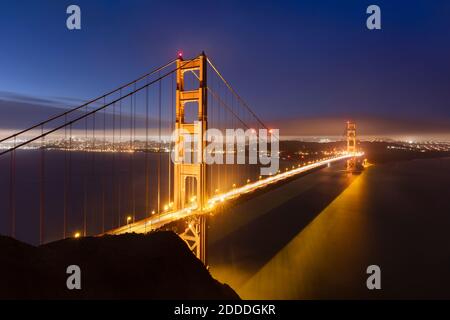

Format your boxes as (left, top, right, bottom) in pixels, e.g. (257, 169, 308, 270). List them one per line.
(0, 232, 239, 300)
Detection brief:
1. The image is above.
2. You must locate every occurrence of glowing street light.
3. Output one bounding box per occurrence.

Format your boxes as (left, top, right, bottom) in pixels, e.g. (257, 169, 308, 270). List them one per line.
(127, 216, 132, 232)
(74, 232, 81, 239)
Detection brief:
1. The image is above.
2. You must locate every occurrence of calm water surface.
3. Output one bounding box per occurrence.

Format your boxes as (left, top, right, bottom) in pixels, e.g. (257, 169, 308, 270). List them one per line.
(208, 157, 450, 299)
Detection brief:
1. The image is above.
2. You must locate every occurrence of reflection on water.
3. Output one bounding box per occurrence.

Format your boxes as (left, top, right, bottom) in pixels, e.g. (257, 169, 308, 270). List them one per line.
(209, 158, 450, 299)
(208, 163, 358, 296)
(239, 173, 371, 299)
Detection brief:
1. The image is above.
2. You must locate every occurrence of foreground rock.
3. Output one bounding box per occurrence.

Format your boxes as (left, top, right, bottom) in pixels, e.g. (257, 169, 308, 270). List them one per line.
(0, 231, 239, 299)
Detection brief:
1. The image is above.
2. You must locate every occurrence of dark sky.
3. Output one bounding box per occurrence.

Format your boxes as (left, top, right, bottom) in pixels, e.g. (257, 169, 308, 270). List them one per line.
(1, 0, 449, 138)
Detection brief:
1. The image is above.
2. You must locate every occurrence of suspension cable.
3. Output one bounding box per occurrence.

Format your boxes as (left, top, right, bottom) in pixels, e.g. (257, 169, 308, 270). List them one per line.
(206, 57, 267, 130)
(206, 86, 250, 130)
(0, 56, 201, 156)
(0, 59, 178, 144)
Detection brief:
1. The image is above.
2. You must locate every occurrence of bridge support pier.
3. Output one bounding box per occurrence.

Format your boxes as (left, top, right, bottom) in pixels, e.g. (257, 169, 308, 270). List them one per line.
(179, 216, 207, 265)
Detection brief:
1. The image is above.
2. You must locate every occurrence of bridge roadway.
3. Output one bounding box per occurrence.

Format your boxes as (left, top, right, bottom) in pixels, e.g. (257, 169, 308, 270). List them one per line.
(108, 153, 362, 235)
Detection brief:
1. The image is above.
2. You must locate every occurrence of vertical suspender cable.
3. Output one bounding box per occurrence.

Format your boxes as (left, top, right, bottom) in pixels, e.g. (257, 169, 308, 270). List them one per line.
(145, 80, 149, 233)
(145, 79, 150, 219)
(83, 106, 88, 236)
(132, 83, 136, 222)
(233, 93, 236, 186)
(102, 96, 106, 233)
(40, 124, 45, 244)
(158, 72, 161, 213)
(118, 89, 122, 226)
(208, 71, 212, 198)
(169, 73, 173, 205)
(88, 109, 98, 232)
(64, 114, 68, 238)
(92, 110, 96, 233)
(9, 137, 16, 238)
(69, 124, 72, 236)
(216, 75, 220, 194)
(112, 101, 116, 228)
(129, 88, 133, 222)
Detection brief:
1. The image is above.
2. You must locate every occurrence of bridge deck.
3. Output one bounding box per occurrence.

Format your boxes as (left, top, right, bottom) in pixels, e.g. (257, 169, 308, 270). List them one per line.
(108, 153, 362, 235)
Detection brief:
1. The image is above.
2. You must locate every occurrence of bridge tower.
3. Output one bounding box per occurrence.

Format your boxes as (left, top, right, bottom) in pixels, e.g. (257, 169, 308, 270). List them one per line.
(174, 53, 208, 264)
(346, 121, 357, 171)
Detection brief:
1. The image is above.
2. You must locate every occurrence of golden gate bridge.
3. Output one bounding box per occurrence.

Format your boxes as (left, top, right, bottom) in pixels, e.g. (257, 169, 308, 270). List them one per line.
(0, 52, 362, 263)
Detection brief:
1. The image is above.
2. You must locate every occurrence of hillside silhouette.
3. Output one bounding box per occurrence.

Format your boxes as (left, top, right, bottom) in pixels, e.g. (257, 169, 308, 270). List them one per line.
(0, 231, 239, 299)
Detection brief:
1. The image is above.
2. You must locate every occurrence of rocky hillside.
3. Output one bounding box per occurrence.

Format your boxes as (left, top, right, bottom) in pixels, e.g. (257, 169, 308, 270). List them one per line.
(0, 231, 239, 299)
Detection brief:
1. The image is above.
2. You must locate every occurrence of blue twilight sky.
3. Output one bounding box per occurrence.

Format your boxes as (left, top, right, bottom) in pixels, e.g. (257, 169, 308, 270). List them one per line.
(0, 0, 449, 137)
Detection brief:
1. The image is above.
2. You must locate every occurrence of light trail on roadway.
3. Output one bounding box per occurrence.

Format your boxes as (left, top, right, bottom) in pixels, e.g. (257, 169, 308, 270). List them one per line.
(107, 152, 364, 235)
